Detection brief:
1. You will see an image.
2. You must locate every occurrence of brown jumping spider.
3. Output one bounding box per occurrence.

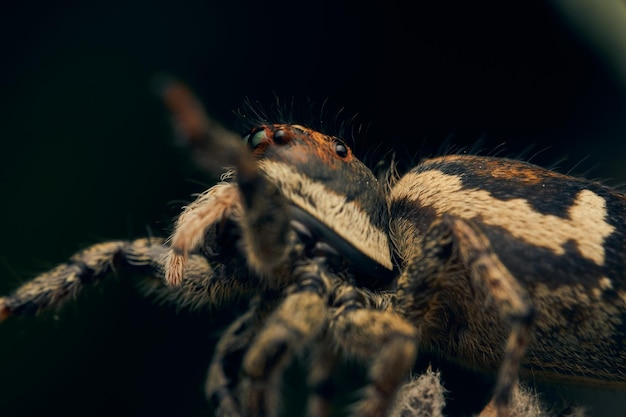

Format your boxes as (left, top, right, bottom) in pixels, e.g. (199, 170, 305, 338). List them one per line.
(2, 79, 626, 417)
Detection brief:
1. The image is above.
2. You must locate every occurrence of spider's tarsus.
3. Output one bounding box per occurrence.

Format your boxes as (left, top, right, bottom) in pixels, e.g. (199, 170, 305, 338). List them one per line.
(152, 73, 211, 143)
(156, 75, 252, 178)
(0, 298, 10, 322)
(164, 250, 186, 287)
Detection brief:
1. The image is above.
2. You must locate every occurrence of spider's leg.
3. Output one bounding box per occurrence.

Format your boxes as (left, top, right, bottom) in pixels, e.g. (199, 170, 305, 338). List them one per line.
(159, 77, 292, 286)
(238, 260, 333, 417)
(155, 75, 243, 174)
(0, 239, 162, 320)
(328, 283, 418, 417)
(388, 217, 462, 416)
(159, 76, 290, 269)
(206, 293, 280, 417)
(0, 238, 251, 321)
(447, 215, 534, 417)
(394, 214, 534, 417)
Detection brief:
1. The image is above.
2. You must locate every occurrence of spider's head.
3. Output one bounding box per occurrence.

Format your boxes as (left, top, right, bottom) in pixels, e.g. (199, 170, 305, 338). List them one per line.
(157, 78, 393, 287)
(242, 124, 394, 286)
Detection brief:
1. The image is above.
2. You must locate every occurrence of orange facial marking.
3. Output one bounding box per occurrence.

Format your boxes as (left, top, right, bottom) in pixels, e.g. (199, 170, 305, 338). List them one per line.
(255, 124, 354, 166)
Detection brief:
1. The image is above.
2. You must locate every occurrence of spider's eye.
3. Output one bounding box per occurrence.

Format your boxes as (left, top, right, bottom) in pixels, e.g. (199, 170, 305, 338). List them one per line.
(273, 129, 287, 145)
(334, 141, 348, 158)
(243, 130, 267, 148)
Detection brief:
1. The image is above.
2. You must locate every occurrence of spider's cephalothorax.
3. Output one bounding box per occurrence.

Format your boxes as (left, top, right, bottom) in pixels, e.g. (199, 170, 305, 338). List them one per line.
(0, 80, 414, 417)
(2, 79, 626, 417)
(164, 122, 394, 291)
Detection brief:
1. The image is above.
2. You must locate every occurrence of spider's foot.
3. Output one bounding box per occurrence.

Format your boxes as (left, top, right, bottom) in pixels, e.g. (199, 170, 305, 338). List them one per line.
(0, 297, 10, 322)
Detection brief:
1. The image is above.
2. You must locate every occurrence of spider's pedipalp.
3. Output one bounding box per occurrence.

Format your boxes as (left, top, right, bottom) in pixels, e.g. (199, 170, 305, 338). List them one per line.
(166, 180, 242, 286)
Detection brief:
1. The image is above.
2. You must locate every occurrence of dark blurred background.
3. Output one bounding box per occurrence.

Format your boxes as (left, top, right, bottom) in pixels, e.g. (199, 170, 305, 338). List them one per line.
(1, 1, 626, 416)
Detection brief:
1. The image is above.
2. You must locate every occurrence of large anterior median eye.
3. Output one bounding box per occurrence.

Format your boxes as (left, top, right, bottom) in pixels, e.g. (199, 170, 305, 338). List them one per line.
(242, 129, 268, 149)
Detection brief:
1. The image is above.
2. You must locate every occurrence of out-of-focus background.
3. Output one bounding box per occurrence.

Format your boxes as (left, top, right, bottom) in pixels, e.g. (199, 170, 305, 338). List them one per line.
(1, 1, 625, 416)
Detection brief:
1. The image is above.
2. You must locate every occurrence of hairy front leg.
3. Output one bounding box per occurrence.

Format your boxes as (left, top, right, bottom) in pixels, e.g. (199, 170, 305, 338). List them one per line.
(159, 78, 293, 286)
(0, 238, 252, 321)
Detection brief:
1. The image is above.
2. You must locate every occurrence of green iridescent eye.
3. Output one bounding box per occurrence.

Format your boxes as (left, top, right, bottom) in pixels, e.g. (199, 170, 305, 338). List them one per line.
(243, 130, 267, 148)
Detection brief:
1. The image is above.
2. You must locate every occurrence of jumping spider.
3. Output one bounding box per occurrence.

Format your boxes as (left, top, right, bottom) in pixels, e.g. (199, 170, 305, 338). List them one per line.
(2, 79, 626, 417)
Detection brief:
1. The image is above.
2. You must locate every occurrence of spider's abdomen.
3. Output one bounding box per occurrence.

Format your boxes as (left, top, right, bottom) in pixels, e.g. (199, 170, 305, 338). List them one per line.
(389, 154, 626, 386)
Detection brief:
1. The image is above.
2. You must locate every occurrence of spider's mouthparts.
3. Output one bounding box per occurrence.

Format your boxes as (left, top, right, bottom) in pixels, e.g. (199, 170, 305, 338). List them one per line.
(289, 206, 394, 287)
